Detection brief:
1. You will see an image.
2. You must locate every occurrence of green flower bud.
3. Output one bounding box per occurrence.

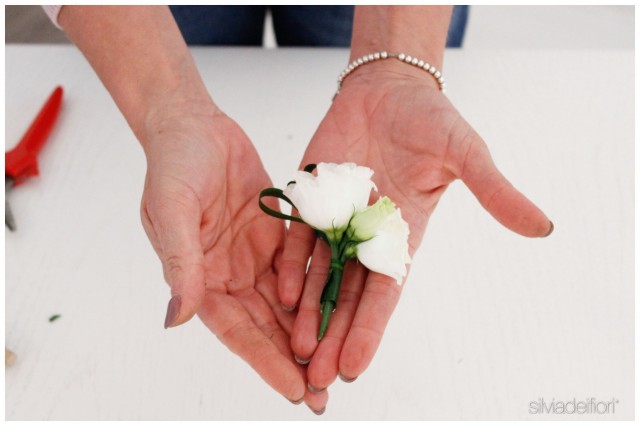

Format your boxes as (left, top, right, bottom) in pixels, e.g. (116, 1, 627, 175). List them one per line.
(347, 196, 396, 241)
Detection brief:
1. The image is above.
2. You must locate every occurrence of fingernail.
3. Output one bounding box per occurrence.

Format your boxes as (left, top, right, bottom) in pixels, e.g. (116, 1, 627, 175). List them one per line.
(307, 382, 325, 393)
(312, 406, 326, 416)
(295, 354, 310, 365)
(164, 295, 182, 329)
(281, 304, 296, 312)
(288, 396, 304, 405)
(339, 373, 357, 383)
(543, 221, 554, 237)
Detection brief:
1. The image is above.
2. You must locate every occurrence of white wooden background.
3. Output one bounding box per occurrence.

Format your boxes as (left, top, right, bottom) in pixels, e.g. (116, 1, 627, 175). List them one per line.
(4, 46, 634, 420)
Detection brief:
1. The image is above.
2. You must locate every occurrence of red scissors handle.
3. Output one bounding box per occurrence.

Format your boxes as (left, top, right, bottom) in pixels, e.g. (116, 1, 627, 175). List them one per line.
(5, 86, 64, 185)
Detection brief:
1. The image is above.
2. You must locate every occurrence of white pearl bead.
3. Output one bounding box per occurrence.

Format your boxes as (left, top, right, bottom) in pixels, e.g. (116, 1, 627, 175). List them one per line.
(335, 52, 447, 98)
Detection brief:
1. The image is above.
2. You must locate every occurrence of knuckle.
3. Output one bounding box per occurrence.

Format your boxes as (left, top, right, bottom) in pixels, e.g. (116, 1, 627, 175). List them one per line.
(306, 265, 329, 280)
(260, 320, 282, 340)
(279, 258, 308, 272)
(352, 323, 384, 342)
(484, 182, 510, 211)
(286, 228, 314, 245)
(338, 287, 361, 306)
(164, 254, 184, 278)
(365, 276, 402, 301)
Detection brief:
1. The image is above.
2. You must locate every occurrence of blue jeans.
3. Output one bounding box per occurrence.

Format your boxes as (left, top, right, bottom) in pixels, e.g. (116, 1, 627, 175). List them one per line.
(170, 6, 469, 48)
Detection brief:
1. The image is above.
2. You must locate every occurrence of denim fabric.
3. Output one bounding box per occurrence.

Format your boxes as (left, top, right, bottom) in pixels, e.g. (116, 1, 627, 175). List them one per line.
(170, 5, 469, 48)
(271, 6, 354, 47)
(169, 6, 266, 45)
(448, 5, 469, 47)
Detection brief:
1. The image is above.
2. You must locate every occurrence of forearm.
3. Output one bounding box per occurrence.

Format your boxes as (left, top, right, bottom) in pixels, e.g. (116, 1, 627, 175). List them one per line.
(58, 6, 216, 145)
(351, 6, 451, 67)
(347, 6, 451, 89)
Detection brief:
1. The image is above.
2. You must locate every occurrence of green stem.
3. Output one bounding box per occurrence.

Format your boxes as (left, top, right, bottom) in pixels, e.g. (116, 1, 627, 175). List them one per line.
(318, 258, 345, 341)
(319, 300, 334, 341)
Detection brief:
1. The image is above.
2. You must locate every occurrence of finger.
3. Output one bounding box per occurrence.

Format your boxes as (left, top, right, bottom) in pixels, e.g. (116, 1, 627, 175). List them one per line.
(144, 190, 206, 328)
(304, 387, 329, 415)
(255, 271, 296, 335)
(306, 261, 367, 392)
(290, 240, 331, 362)
(458, 128, 553, 238)
(292, 348, 329, 414)
(236, 283, 295, 362)
(198, 291, 306, 403)
(278, 212, 316, 310)
(140, 199, 163, 256)
(241, 274, 329, 413)
(338, 272, 402, 381)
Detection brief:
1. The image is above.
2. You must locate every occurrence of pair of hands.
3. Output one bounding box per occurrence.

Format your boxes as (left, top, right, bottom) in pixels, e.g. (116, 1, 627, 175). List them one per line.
(139, 68, 551, 413)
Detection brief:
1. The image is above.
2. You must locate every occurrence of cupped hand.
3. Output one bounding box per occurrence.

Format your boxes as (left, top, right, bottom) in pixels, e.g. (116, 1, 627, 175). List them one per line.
(278, 64, 553, 393)
(139, 99, 327, 411)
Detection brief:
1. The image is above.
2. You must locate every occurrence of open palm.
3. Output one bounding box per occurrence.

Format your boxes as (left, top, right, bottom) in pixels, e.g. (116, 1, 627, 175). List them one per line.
(278, 73, 552, 392)
(140, 108, 326, 410)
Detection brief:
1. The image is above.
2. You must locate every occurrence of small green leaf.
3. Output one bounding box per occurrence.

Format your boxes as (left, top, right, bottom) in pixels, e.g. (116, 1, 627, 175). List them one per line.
(49, 314, 61, 322)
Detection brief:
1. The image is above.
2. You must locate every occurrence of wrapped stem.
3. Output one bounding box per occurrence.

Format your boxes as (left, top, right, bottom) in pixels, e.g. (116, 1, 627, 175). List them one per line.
(318, 257, 345, 341)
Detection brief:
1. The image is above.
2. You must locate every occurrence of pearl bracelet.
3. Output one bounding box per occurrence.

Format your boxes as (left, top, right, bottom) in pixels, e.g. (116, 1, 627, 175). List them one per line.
(335, 51, 446, 96)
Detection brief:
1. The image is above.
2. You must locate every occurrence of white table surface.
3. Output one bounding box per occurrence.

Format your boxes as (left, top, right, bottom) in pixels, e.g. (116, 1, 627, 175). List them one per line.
(4, 45, 634, 420)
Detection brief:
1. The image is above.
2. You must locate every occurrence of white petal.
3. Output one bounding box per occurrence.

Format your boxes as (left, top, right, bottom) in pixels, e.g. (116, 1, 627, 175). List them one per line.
(356, 209, 411, 284)
(283, 162, 376, 233)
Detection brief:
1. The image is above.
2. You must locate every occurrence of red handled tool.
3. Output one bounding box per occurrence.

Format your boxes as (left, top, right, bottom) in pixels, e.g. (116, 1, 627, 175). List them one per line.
(5, 86, 64, 231)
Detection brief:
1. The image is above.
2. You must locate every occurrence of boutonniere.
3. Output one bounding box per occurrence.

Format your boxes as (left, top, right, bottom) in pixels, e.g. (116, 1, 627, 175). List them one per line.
(260, 163, 411, 340)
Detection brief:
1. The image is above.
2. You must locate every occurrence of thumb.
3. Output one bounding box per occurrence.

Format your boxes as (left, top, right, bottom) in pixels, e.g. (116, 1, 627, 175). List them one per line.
(152, 199, 206, 329)
(458, 128, 553, 238)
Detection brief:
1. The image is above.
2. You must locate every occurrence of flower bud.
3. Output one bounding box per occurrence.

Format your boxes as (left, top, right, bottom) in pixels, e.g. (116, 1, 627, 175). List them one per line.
(348, 196, 396, 241)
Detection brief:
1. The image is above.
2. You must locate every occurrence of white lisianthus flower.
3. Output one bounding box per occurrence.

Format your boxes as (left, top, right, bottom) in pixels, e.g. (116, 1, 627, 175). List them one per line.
(355, 209, 411, 285)
(347, 196, 396, 241)
(283, 162, 376, 240)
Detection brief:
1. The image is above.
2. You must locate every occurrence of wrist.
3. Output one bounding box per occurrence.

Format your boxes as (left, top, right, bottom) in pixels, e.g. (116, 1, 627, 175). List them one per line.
(141, 91, 221, 149)
(350, 6, 452, 70)
(340, 53, 441, 93)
